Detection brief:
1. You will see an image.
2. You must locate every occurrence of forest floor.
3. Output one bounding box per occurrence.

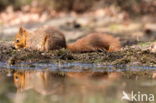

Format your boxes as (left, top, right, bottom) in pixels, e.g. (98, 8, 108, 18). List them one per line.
(0, 7, 156, 67)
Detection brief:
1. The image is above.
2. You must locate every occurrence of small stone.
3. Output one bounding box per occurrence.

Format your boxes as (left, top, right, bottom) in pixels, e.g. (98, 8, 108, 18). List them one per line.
(149, 42, 156, 53)
(7, 56, 16, 65)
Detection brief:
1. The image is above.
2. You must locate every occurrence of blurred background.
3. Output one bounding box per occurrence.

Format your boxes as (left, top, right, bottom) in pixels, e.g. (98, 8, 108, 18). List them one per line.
(0, 0, 156, 45)
(0, 1, 156, 103)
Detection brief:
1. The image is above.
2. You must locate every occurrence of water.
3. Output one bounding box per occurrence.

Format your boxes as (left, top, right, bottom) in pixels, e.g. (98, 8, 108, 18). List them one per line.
(0, 62, 156, 103)
(0, 62, 156, 71)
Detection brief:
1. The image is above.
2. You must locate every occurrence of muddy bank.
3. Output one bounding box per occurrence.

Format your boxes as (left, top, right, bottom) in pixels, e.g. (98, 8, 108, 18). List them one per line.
(0, 41, 155, 67)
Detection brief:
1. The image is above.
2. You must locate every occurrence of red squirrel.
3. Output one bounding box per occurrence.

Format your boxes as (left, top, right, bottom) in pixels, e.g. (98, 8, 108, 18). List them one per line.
(15, 27, 121, 52)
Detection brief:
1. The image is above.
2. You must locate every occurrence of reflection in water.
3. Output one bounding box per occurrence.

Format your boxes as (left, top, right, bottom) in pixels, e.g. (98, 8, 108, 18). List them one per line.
(13, 71, 121, 94)
(13, 71, 66, 95)
(1, 68, 156, 103)
(12, 70, 122, 103)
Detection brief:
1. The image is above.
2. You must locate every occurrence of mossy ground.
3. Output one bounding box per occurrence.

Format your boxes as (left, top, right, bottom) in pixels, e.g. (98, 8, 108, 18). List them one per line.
(0, 41, 155, 67)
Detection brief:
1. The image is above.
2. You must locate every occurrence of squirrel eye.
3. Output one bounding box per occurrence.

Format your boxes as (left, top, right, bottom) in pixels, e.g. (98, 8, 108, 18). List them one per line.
(15, 76, 19, 80)
(16, 40, 20, 43)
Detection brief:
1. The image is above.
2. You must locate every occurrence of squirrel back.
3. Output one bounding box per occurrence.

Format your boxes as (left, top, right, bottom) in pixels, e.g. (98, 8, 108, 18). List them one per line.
(15, 26, 66, 51)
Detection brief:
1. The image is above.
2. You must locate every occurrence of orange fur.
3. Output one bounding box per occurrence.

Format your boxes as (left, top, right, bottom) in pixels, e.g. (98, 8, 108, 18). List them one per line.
(67, 33, 121, 52)
(15, 27, 121, 52)
(15, 26, 66, 51)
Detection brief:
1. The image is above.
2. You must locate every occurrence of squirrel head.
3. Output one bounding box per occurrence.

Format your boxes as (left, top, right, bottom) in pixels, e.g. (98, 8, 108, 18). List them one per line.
(13, 72, 26, 91)
(15, 27, 29, 49)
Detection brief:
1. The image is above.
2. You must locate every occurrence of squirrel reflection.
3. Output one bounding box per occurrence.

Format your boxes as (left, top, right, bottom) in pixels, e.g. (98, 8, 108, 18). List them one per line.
(13, 71, 121, 95)
(13, 71, 65, 95)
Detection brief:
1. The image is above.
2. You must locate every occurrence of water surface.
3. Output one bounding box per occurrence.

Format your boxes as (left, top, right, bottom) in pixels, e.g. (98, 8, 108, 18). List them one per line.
(0, 62, 156, 103)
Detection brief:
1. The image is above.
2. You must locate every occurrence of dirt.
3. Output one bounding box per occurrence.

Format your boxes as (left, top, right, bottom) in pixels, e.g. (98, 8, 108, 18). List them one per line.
(0, 41, 155, 67)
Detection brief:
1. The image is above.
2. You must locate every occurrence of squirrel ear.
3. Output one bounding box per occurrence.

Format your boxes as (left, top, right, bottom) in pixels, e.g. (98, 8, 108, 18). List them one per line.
(19, 27, 26, 34)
